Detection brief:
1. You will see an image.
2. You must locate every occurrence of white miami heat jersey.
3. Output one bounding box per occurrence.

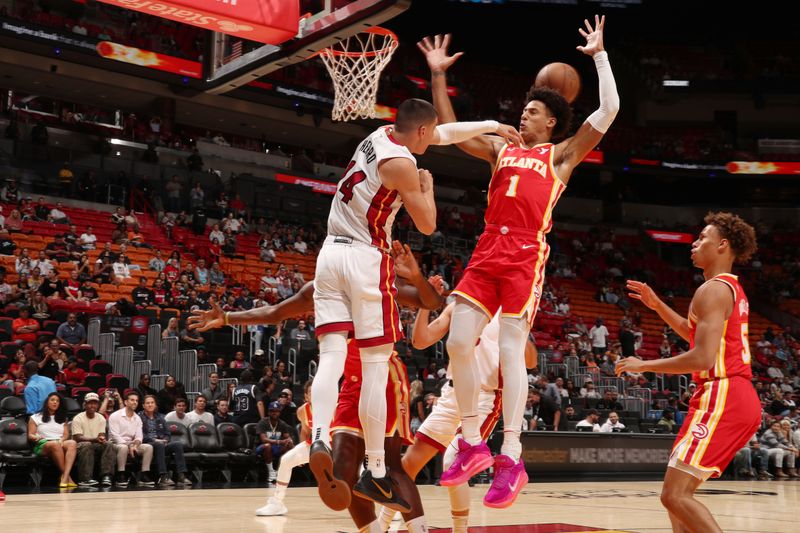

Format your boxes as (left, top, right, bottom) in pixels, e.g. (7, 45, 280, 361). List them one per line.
(327, 126, 417, 250)
(447, 312, 501, 392)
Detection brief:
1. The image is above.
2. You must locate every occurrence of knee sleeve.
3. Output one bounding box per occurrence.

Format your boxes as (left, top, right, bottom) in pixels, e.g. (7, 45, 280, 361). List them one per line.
(311, 332, 348, 443)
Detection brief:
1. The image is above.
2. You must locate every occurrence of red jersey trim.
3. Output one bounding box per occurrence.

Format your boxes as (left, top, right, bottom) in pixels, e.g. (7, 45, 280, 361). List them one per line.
(384, 126, 403, 146)
(415, 430, 447, 452)
(366, 185, 396, 249)
(316, 321, 355, 335)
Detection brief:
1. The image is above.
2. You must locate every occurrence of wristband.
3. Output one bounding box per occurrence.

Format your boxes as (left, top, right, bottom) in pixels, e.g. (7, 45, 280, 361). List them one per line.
(224, 312, 230, 326)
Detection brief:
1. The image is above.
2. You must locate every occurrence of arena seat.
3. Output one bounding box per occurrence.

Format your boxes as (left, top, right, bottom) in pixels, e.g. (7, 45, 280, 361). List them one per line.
(0, 396, 27, 418)
(0, 419, 42, 490)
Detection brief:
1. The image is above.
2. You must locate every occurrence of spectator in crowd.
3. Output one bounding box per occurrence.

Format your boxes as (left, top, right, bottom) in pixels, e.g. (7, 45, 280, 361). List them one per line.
(165, 175, 182, 213)
(293, 236, 308, 255)
(229, 350, 250, 370)
(537, 374, 562, 408)
(72, 392, 115, 487)
(527, 388, 561, 431)
(213, 398, 232, 425)
(599, 411, 626, 432)
(209, 262, 225, 285)
(579, 379, 601, 399)
(99, 388, 125, 418)
(62, 358, 86, 387)
(760, 420, 798, 478)
(79, 225, 97, 250)
(5, 208, 23, 232)
(209, 224, 225, 244)
(107, 391, 154, 488)
(256, 401, 295, 485)
(180, 323, 205, 351)
(187, 148, 203, 171)
(596, 389, 624, 411)
(194, 259, 209, 285)
(136, 374, 157, 399)
(23, 360, 56, 414)
(734, 432, 772, 480)
(55, 312, 87, 348)
(27, 392, 77, 488)
(162, 317, 180, 340)
(13, 306, 40, 345)
(576, 409, 601, 432)
(157, 375, 185, 415)
(589, 318, 609, 356)
(48, 202, 70, 224)
(149, 250, 165, 272)
(131, 277, 155, 308)
(657, 407, 677, 432)
(165, 397, 190, 426)
(201, 372, 225, 412)
(0, 229, 16, 256)
(189, 182, 204, 210)
(58, 163, 74, 196)
(563, 404, 581, 423)
(184, 395, 214, 425)
(273, 360, 292, 388)
(139, 395, 191, 486)
(79, 279, 99, 302)
(1, 351, 27, 393)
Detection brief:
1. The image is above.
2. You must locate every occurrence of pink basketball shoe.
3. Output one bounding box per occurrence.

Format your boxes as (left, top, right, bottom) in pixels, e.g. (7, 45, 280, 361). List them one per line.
(483, 454, 528, 508)
(439, 439, 494, 487)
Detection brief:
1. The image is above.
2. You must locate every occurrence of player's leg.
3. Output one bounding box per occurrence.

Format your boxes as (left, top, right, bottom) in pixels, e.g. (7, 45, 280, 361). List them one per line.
(356, 343, 391, 479)
(660, 465, 721, 533)
(444, 441, 472, 533)
(333, 432, 382, 533)
(256, 441, 310, 516)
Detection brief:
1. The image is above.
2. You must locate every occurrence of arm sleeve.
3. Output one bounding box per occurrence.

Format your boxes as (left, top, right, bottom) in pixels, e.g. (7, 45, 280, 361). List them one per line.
(585, 51, 620, 134)
(434, 120, 499, 146)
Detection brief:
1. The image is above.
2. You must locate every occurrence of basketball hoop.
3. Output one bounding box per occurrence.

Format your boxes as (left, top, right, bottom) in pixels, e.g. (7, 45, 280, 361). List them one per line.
(316, 27, 398, 122)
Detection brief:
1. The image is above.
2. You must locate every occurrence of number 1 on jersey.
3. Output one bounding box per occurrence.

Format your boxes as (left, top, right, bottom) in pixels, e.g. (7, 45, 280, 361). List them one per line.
(339, 161, 367, 204)
(505, 175, 520, 197)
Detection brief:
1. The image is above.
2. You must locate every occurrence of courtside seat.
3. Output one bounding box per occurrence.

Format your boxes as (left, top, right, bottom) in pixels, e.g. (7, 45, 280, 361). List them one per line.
(0, 418, 42, 489)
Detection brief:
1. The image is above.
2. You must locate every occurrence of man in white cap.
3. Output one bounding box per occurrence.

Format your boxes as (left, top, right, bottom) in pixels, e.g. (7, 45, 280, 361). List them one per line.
(72, 392, 116, 487)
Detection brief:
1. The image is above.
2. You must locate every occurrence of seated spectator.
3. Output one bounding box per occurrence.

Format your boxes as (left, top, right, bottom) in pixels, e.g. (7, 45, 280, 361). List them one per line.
(734, 432, 771, 480)
(579, 379, 601, 399)
(162, 317, 180, 340)
(112, 255, 131, 281)
(185, 395, 214, 425)
(48, 202, 70, 224)
(72, 392, 115, 487)
(1, 351, 27, 393)
(38, 271, 64, 301)
(79, 225, 97, 250)
(274, 360, 292, 388)
(128, 225, 150, 248)
(526, 388, 561, 431)
(657, 407, 677, 432)
(94, 256, 116, 285)
(13, 306, 40, 344)
(256, 401, 295, 484)
(149, 250, 166, 272)
(98, 388, 124, 418)
(0, 228, 16, 256)
(79, 279, 99, 302)
(32, 251, 54, 276)
(209, 262, 225, 285)
(139, 395, 191, 486)
(108, 391, 155, 488)
(180, 323, 205, 351)
(5, 208, 23, 232)
(596, 389, 624, 411)
(214, 398, 232, 425)
(62, 358, 86, 386)
(293, 236, 308, 255)
(563, 404, 581, 422)
(201, 372, 225, 412)
(599, 411, 626, 432)
(165, 397, 190, 426)
(153, 373, 183, 413)
(760, 419, 798, 478)
(64, 271, 81, 300)
(0, 271, 20, 305)
(136, 374, 157, 399)
(28, 392, 78, 488)
(230, 350, 250, 370)
(576, 409, 601, 432)
(131, 277, 155, 308)
(194, 259, 209, 285)
(209, 224, 225, 243)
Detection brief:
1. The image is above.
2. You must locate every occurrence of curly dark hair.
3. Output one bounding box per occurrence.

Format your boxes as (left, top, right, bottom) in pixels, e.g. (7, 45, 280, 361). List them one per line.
(524, 86, 573, 141)
(704, 212, 757, 264)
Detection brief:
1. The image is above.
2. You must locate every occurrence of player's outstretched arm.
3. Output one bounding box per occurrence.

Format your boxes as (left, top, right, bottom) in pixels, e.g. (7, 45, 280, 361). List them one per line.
(616, 282, 731, 376)
(392, 240, 445, 310)
(417, 34, 505, 165)
(554, 15, 619, 183)
(626, 280, 690, 342)
(381, 158, 437, 235)
(411, 302, 455, 349)
(187, 282, 314, 331)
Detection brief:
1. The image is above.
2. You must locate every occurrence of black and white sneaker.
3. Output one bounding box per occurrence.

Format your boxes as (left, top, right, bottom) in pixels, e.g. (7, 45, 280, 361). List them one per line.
(78, 479, 99, 487)
(139, 471, 155, 487)
(353, 469, 411, 514)
(309, 439, 351, 511)
(100, 475, 113, 487)
(115, 472, 129, 488)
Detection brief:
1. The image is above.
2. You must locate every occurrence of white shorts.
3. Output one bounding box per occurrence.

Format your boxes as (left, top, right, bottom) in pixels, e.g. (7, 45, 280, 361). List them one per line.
(416, 383, 502, 452)
(314, 236, 404, 348)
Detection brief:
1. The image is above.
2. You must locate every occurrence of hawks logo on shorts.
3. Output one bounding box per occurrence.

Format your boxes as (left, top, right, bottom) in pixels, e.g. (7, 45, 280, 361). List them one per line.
(691, 423, 709, 440)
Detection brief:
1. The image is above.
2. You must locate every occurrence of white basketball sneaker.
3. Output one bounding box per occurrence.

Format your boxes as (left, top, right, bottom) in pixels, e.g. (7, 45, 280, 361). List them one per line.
(255, 496, 288, 516)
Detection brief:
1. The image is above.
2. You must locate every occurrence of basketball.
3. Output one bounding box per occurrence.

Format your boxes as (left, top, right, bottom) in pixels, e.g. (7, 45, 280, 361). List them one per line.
(534, 62, 581, 103)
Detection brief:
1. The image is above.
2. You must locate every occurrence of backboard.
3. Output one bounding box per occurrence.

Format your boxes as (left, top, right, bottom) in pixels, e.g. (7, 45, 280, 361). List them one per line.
(205, 0, 410, 94)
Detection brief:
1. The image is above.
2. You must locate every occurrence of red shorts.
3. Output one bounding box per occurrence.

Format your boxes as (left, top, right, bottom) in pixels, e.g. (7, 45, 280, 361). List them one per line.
(453, 224, 549, 322)
(331, 352, 413, 446)
(670, 376, 761, 478)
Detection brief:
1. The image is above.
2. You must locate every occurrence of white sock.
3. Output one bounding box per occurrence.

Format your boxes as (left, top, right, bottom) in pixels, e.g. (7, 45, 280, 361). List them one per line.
(378, 506, 395, 531)
(267, 463, 276, 479)
(446, 303, 488, 444)
(405, 515, 428, 533)
(498, 316, 529, 460)
(360, 345, 392, 478)
(311, 332, 348, 447)
(274, 482, 287, 501)
(359, 519, 383, 533)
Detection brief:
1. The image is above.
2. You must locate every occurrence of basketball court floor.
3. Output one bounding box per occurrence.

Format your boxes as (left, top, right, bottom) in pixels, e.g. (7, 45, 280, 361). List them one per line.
(2, 480, 796, 532)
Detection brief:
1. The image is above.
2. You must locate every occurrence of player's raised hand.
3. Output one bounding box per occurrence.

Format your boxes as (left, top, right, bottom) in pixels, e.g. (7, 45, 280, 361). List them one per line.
(495, 123, 524, 146)
(417, 34, 463, 74)
(428, 275, 445, 295)
(418, 168, 433, 193)
(187, 300, 225, 331)
(576, 14, 605, 56)
(391, 240, 422, 280)
(626, 280, 660, 310)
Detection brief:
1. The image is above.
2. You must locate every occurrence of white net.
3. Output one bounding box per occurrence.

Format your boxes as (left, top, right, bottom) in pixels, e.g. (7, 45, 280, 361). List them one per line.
(318, 29, 398, 121)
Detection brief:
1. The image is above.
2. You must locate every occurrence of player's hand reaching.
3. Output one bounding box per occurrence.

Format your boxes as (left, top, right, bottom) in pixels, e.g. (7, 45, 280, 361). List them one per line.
(417, 34, 463, 74)
(615, 356, 646, 376)
(418, 168, 433, 193)
(391, 240, 422, 281)
(428, 275, 445, 295)
(494, 123, 525, 146)
(576, 14, 605, 56)
(187, 300, 225, 332)
(626, 280, 660, 310)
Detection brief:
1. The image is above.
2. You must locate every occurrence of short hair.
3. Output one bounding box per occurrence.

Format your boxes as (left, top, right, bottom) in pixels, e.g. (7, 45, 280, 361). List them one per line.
(587, 409, 600, 416)
(124, 390, 140, 401)
(524, 86, 573, 141)
(24, 360, 39, 376)
(175, 397, 188, 407)
(394, 98, 438, 133)
(703, 212, 757, 264)
(143, 394, 158, 406)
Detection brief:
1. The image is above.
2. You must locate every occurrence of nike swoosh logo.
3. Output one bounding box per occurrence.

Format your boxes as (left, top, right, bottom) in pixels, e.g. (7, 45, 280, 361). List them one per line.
(372, 479, 392, 499)
(522, 244, 536, 249)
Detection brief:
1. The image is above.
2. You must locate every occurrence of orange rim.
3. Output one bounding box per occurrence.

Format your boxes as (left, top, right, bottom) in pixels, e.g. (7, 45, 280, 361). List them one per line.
(315, 27, 398, 59)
